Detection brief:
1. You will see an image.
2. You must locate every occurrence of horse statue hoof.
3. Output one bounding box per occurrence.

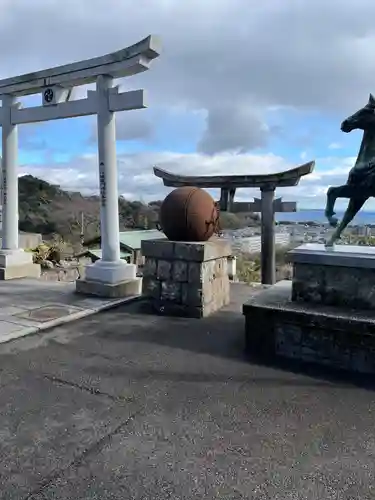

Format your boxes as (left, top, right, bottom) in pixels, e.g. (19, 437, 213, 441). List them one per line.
(327, 216, 338, 227)
(325, 239, 334, 248)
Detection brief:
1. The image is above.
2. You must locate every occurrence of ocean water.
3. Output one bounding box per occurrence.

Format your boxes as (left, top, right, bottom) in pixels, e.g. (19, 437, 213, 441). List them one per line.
(275, 210, 375, 225)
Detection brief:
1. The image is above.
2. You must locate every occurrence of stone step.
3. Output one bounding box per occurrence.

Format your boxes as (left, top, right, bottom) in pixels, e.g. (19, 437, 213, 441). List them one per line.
(243, 280, 375, 375)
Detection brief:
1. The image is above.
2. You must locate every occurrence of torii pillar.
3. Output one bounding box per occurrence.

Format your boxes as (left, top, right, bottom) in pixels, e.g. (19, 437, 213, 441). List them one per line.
(219, 187, 236, 211)
(0, 95, 40, 279)
(248, 193, 296, 284)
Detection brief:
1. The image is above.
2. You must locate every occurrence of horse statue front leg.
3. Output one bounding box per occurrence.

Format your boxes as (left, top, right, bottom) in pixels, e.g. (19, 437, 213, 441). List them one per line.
(325, 196, 367, 247)
(324, 186, 339, 227)
(325, 219, 345, 247)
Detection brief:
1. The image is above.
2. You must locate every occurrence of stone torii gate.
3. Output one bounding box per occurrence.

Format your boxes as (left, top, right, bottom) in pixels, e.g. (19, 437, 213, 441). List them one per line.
(154, 161, 315, 284)
(0, 35, 160, 295)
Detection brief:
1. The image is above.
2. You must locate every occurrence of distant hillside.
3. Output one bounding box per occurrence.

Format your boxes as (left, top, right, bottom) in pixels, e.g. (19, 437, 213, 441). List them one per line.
(18, 175, 159, 242)
(17, 175, 259, 242)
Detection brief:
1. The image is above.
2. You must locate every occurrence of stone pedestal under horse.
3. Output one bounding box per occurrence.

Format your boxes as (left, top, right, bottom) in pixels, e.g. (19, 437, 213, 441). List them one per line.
(325, 93, 375, 246)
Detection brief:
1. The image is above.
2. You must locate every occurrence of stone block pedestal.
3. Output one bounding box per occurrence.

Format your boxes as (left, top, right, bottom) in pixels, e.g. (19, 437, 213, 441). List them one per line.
(0, 250, 41, 280)
(75, 259, 142, 298)
(290, 243, 375, 309)
(243, 244, 375, 374)
(141, 239, 232, 318)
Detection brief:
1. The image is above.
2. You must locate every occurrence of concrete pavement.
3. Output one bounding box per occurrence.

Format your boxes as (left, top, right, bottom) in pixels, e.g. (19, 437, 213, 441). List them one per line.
(0, 283, 373, 498)
(0, 279, 139, 343)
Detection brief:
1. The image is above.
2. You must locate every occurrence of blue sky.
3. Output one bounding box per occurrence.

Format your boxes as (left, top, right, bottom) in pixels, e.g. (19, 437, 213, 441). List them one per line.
(19, 105, 361, 164)
(4, 0, 375, 210)
(20, 118, 351, 160)
(17, 104, 363, 210)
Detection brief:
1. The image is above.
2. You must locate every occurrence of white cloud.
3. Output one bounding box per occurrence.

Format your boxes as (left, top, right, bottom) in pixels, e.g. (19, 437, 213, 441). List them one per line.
(2, 0, 375, 213)
(20, 151, 362, 210)
(328, 142, 342, 150)
(2, 0, 375, 154)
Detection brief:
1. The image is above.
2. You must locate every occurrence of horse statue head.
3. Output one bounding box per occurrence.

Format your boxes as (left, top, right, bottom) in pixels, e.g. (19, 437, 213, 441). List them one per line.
(324, 93, 375, 246)
(341, 93, 375, 133)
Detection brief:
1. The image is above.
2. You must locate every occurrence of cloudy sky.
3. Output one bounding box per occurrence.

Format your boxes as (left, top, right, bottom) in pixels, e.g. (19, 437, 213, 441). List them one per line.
(2, 0, 375, 209)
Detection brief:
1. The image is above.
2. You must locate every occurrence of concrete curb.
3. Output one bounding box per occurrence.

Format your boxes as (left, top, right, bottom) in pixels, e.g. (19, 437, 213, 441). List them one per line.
(0, 294, 143, 345)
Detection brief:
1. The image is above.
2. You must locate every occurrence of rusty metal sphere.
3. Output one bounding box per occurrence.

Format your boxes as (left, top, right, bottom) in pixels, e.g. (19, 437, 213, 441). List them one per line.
(159, 186, 219, 241)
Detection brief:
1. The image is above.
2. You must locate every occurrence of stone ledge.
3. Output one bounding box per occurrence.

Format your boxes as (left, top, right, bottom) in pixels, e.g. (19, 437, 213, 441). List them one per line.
(75, 277, 142, 298)
(289, 243, 375, 269)
(141, 238, 232, 262)
(243, 280, 375, 374)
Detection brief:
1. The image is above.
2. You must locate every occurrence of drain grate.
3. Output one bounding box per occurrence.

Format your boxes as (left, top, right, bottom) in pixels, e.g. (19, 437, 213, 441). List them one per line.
(15, 305, 80, 323)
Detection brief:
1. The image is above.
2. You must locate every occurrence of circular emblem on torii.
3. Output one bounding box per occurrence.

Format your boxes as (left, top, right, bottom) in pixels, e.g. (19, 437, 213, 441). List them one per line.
(43, 88, 54, 103)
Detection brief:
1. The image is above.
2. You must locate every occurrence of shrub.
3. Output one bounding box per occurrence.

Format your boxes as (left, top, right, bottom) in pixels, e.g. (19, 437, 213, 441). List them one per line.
(235, 247, 292, 284)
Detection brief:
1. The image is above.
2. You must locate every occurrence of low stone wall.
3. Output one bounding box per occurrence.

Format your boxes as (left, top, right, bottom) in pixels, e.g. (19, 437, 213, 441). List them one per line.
(141, 239, 232, 318)
(40, 266, 81, 282)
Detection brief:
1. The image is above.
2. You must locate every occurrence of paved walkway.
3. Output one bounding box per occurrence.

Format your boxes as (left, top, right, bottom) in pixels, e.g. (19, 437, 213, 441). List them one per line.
(0, 283, 374, 499)
(0, 279, 138, 343)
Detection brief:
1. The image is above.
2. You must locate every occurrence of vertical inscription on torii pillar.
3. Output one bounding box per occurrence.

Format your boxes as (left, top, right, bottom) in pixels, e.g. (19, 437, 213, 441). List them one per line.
(2, 167, 6, 207)
(99, 164, 106, 207)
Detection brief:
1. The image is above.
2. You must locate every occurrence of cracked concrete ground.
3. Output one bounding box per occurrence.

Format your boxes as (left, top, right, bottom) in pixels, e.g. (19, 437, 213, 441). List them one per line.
(0, 283, 374, 499)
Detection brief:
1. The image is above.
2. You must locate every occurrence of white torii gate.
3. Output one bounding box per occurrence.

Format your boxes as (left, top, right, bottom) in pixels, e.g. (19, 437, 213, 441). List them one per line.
(0, 35, 160, 295)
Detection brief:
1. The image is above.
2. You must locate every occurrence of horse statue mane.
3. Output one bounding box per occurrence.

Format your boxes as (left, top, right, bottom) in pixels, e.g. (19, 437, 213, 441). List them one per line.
(325, 93, 375, 246)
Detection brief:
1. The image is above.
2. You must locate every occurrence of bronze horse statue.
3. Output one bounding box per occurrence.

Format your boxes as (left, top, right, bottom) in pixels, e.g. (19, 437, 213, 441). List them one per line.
(325, 93, 375, 246)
